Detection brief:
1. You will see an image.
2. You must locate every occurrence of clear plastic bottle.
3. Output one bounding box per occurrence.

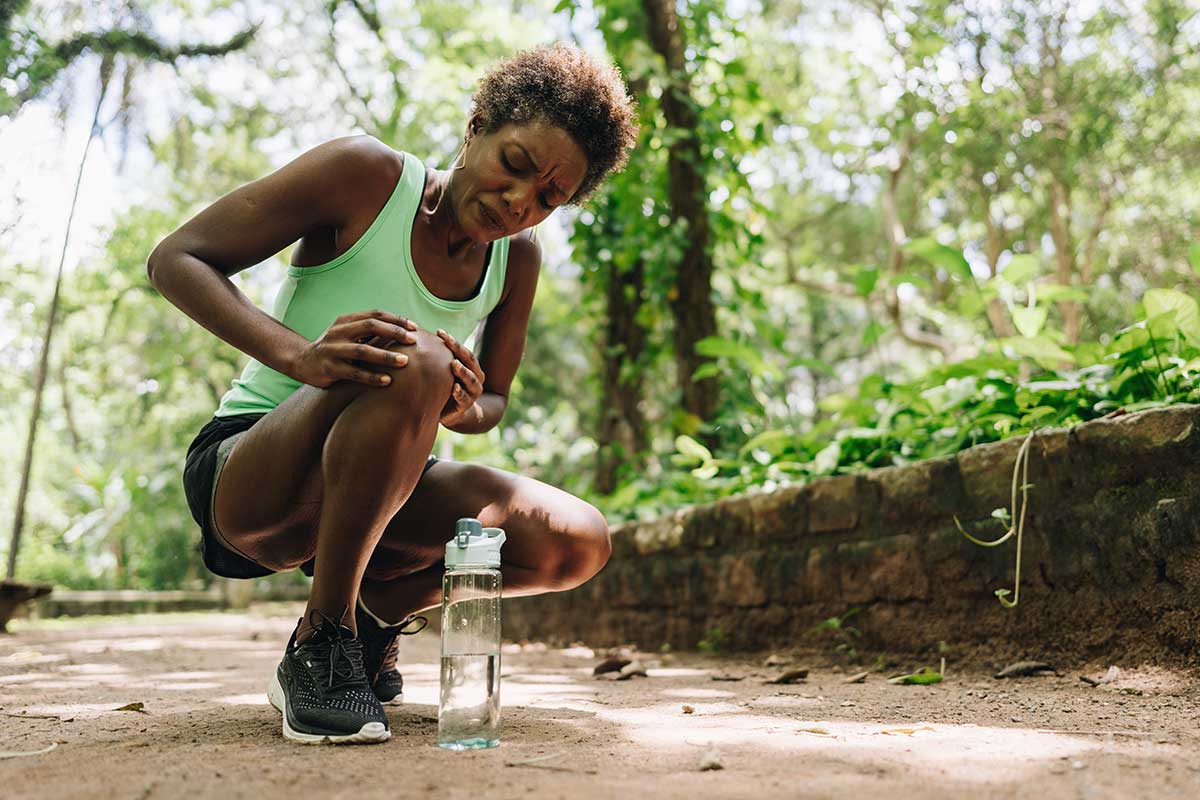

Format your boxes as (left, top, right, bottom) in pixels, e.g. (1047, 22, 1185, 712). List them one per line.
(437, 518, 505, 751)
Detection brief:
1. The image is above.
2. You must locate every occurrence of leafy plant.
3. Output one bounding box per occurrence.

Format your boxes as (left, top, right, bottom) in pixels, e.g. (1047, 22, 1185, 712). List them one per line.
(697, 626, 728, 653)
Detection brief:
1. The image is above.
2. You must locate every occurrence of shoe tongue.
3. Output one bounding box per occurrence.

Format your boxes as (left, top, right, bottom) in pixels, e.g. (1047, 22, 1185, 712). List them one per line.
(320, 617, 355, 641)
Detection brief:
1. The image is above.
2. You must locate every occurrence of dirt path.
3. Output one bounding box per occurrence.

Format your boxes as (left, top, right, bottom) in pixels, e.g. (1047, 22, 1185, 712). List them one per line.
(1, 604, 1198, 799)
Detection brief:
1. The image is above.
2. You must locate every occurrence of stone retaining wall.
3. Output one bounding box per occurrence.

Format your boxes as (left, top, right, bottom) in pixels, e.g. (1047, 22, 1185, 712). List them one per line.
(505, 405, 1200, 664)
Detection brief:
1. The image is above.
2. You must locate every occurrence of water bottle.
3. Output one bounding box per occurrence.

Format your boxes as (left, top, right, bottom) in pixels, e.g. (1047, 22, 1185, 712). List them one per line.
(437, 517, 505, 750)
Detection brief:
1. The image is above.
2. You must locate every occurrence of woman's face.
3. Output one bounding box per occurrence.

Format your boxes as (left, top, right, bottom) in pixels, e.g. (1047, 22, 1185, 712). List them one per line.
(453, 117, 588, 241)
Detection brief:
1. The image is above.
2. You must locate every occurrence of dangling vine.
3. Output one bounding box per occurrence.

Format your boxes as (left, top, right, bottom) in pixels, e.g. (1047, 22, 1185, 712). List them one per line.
(954, 428, 1038, 608)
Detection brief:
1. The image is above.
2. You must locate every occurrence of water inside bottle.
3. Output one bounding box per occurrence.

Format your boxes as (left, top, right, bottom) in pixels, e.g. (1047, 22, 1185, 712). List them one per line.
(437, 652, 500, 750)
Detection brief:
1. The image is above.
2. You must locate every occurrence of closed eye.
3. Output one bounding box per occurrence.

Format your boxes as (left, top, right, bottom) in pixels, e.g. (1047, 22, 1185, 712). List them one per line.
(501, 154, 554, 210)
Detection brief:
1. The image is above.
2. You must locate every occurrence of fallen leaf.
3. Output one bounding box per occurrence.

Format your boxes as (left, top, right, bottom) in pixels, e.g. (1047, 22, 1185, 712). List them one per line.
(593, 657, 631, 676)
(712, 674, 745, 682)
(615, 660, 648, 680)
(111, 702, 146, 713)
(994, 661, 1056, 679)
(682, 705, 695, 715)
(795, 727, 832, 736)
(843, 671, 869, 684)
(0, 743, 58, 759)
(888, 669, 943, 685)
(879, 726, 936, 736)
(766, 668, 809, 685)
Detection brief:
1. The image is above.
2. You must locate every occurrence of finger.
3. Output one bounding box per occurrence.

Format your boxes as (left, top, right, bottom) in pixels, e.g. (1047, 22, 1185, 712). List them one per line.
(341, 310, 418, 331)
(340, 342, 409, 368)
(436, 328, 461, 354)
(336, 364, 393, 387)
(344, 318, 418, 345)
(439, 330, 482, 372)
(452, 360, 481, 393)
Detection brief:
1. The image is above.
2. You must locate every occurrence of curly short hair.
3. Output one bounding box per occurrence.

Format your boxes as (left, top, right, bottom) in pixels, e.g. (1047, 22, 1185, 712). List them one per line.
(468, 42, 639, 204)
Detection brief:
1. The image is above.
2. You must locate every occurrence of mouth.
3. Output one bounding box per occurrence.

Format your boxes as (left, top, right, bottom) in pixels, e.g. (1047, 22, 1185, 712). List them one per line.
(477, 201, 504, 233)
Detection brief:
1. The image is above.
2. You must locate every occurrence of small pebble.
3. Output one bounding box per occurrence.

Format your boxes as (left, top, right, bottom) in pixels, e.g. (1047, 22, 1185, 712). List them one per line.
(682, 705, 695, 715)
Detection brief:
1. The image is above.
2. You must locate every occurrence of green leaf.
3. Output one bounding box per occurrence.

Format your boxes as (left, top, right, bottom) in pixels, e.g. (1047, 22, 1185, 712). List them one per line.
(740, 429, 794, 458)
(1037, 284, 1090, 303)
(691, 464, 720, 480)
(887, 669, 944, 685)
(958, 290, 986, 318)
(692, 362, 722, 381)
(1143, 289, 1200, 345)
(862, 320, 890, 347)
(793, 357, 836, 376)
(675, 435, 713, 463)
(1001, 254, 1039, 285)
(813, 441, 840, 474)
(1190, 242, 1200, 275)
(903, 237, 972, 281)
(1011, 305, 1048, 338)
(852, 266, 880, 297)
(553, 0, 573, 11)
(1001, 336, 1075, 369)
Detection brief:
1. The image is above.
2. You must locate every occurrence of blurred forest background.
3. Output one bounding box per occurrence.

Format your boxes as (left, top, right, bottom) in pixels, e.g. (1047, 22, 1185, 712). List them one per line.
(1, 0, 1198, 591)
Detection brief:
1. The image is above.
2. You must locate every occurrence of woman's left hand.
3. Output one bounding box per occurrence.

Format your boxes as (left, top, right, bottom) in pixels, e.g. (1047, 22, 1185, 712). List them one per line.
(437, 329, 486, 426)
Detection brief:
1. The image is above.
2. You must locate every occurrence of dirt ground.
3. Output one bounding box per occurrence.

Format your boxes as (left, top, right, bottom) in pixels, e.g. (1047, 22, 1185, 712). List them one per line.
(1, 604, 1198, 800)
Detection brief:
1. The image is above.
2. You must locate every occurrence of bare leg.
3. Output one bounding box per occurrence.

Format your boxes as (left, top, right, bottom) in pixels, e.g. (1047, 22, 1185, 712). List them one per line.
(356, 460, 612, 624)
(212, 329, 454, 641)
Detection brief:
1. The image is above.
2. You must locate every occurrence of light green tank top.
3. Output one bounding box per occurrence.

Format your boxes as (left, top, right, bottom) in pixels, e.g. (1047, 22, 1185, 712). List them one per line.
(214, 150, 510, 418)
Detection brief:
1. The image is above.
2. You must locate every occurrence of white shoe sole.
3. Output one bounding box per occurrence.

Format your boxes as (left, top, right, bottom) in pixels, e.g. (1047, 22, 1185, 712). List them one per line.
(267, 673, 391, 745)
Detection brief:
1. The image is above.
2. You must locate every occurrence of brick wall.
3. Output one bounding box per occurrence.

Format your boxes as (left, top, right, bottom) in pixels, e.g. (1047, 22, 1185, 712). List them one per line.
(505, 405, 1200, 663)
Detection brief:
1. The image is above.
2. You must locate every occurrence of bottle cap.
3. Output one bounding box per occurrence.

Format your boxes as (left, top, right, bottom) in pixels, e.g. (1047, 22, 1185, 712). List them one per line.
(445, 517, 505, 568)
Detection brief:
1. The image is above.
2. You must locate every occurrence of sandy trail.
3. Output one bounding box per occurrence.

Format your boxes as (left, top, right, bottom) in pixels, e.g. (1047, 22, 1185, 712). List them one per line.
(1, 604, 1197, 799)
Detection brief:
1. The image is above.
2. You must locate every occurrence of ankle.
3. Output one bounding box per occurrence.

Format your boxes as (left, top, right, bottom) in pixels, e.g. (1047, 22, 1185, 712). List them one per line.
(357, 592, 400, 627)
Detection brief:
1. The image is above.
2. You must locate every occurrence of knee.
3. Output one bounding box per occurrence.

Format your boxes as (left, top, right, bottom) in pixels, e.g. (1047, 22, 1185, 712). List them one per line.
(548, 505, 611, 590)
(358, 328, 455, 413)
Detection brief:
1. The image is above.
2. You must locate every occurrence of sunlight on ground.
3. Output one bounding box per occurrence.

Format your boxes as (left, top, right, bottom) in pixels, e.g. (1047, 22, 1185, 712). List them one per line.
(217, 693, 270, 706)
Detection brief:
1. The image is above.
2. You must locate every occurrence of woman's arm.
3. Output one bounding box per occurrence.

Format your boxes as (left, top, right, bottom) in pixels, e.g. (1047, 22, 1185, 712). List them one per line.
(146, 135, 401, 381)
(440, 231, 542, 434)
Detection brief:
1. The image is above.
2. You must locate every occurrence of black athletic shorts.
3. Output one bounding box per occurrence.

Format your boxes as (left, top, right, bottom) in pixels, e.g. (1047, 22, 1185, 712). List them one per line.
(182, 412, 438, 580)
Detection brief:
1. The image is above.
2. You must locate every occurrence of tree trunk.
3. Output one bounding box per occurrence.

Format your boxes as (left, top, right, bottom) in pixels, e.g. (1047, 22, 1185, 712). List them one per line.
(58, 358, 82, 452)
(640, 0, 719, 431)
(595, 257, 649, 494)
(880, 142, 952, 356)
(981, 194, 1016, 339)
(1047, 179, 1081, 344)
(6, 73, 105, 580)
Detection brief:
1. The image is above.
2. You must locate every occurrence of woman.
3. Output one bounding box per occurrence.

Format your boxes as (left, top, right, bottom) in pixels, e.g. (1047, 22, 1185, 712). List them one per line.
(149, 43, 638, 744)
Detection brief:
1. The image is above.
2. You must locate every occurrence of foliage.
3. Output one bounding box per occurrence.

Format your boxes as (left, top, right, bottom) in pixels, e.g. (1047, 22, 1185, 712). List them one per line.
(599, 280, 1200, 522)
(696, 626, 727, 653)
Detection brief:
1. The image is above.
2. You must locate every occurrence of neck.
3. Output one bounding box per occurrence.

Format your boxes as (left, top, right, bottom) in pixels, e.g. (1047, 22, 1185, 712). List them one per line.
(421, 168, 483, 261)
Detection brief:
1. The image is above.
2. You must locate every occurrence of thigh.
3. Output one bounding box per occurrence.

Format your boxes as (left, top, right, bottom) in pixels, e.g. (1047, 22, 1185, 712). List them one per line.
(371, 460, 608, 574)
(213, 329, 450, 550)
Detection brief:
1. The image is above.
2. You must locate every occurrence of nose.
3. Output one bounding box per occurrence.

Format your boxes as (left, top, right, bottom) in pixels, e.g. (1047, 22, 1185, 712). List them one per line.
(502, 181, 534, 223)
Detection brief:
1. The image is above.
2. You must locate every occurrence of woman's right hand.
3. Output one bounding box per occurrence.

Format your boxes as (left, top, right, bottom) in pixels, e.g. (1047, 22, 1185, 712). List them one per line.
(290, 310, 419, 388)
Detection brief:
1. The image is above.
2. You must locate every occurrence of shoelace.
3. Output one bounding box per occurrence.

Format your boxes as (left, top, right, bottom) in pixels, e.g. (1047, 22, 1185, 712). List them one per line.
(298, 607, 369, 691)
(378, 615, 428, 675)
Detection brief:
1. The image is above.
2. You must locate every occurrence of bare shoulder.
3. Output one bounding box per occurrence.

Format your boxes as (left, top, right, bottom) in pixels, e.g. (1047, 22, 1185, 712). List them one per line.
(328, 134, 404, 196)
(500, 229, 543, 304)
(508, 229, 543, 277)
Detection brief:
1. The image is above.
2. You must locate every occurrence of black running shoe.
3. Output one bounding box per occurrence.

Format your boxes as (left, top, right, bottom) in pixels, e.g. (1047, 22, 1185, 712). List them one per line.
(267, 608, 390, 744)
(355, 597, 427, 705)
